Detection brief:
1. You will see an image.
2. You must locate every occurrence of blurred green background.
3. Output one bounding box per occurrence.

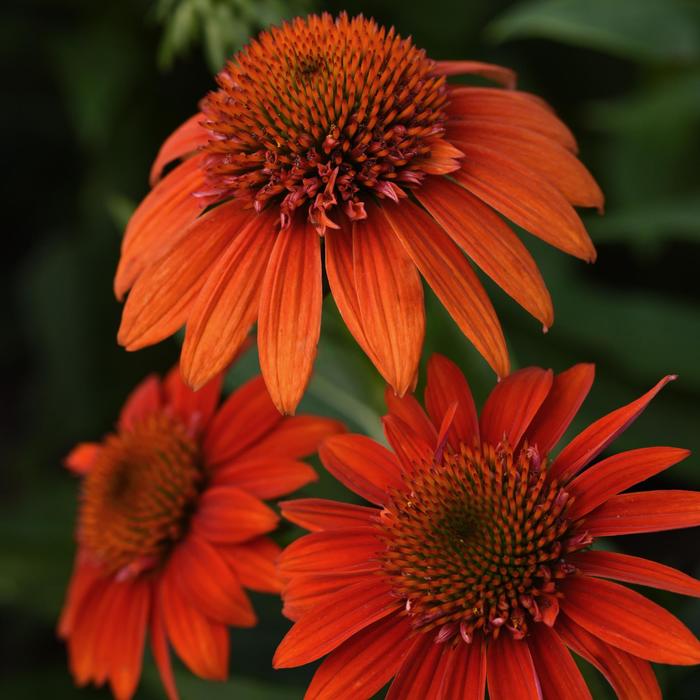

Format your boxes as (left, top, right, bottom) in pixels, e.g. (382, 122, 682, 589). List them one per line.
(2, 0, 699, 697)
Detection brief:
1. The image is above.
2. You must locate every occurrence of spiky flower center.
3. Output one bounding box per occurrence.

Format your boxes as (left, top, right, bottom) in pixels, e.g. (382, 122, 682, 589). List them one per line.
(380, 443, 587, 642)
(199, 13, 454, 232)
(79, 413, 201, 576)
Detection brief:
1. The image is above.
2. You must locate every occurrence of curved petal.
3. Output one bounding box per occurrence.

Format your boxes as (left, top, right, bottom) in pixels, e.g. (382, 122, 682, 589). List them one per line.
(453, 145, 595, 262)
(273, 578, 400, 668)
(280, 498, 377, 532)
(434, 60, 516, 88)
(561, 575, 700, 665)
(64, 443, 101, 476)
(118, 374, 162, 430)
(437, 635, 486, 699)
(118, 199, 254, 350)
(569, 550, 700, 598)
(150, 113, 208, 185)
(557, 614, 661, 700)
(258, 218, 322, 414)
(352, 207, 425, 396)
(319, 434, 404, 505)
(216, 536, 282, 593)
(384, 387, 437, 445)
(528, 624, 591, 700)
(58, 554, 105, 637)
(479, 367, 553, 448)
(162, 366, 223, 435)
(549, 375, 676, 483)
(582, 490, 700, 537)
(525, 364, 595, 457)
(380, 198, 508, 378)
(414, 178, 553, 328)
(385, 632, 445, 700)
(486, 631, 542, 700)
(567, 446, 690, 519)
(180, 208, 278, 390)
(306, 612, 414, 700)
(425, 353, 479, 448)
(382, 414, 435, 471)
(150, 594, 179, 700)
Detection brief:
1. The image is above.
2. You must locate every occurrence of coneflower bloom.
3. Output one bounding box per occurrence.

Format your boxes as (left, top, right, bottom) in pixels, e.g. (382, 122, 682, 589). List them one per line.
(58, 365, 342, 700)
(274, 354, 700, 699)
(117, 12, 603, 415)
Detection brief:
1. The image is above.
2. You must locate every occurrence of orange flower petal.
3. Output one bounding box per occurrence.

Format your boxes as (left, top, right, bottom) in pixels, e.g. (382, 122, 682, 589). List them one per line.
(191, 485, 279, 543)
(479, 367, 553, 448)
(280, 498, 377, 532)
(424, 353, 479, 449)
(64, 443, 101, 475)
(352, 208, 425, 396)
(216, 536, 282, 594)
(550, 375, 676, 483)
(58, 554, 104, 637)
(524, 363, 595, 456)
(557, 613, 661, 700)
(118, 199, 254, 351)
(149, 596, 179, 700)
(415, 178, 553, 328)
(306, 612, 414, 700)
(583, 490, 700, 537)
(180, 207, 278, 390)
(380, 198, 509, 378)
(454, 144, 596, 262)
(149, 113, 208, 186)
(382, 414, 435, 471)
(567, 446, 690, 519)
(437, 635, 487, 699)
(168, 534, 256, 626)
(258, 219, 322, 414)
(569, 550, 700, 598)
(273, 578, 400, 668)
(486, 631, 541, 700)
(384, 386, 437, 445)
(386, 632, 446, 700)
(319, 433, 404, 505)
(118, 374, 162, 430)
(163, 366, 223, 434)
(561, 575, 700, 665)
(433, 60, 516, 88)
(527, 624, 592, 700)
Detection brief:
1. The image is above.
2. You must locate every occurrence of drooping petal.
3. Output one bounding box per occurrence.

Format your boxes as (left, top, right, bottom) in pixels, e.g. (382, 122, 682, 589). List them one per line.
(273, 578, 401, 667)
(58, 554, 104, 637)
(524, 363, 595, 456)
(486, 631, 542, 700)
(118, 374, 162, 430)
(150, 113, 208, 185)
(202, 374, 282, 464)
(305, 612, 414, 700)
(211, 456, 317, 499)
(352, 208, 425, 396)
(479, 367, 553, 448)
(557, 614, 661, 700)
(567, 446, 690, 519)
(216, 536, 282, 593)
(561, 575, 700, 665)
(163, 366, 223, 435)
(191, 486, 279, 543)
(64, 443, 101, 475)
(582, 490, 700, 537)
(384, 386, 437, 445)
(150, 594, 179, 700)
(453, 145, 595, 262)
(437, 635, 487, 699)
(167, 534, 256, 626)
(180, 207, 278, 390)
(380, 198, 509, 378)
(569, 550, 700, 598)
(318, 434, 404, 505)
(414, 179, 553, 328)
(280, 498, 377, 532)
(385, 632, 445, 700)
(382, 414, 435, 471)
(434, 60, 516, 88)
(528, 624, 592, 700)
(549, 375, 676, 483)
(257, 218, 322, 414)
(118, 199, 254, 351)
(425, 353, 479, 448)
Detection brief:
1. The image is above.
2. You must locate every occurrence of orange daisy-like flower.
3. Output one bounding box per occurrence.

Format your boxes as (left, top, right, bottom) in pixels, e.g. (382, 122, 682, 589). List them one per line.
(58, 365, 342, 700)
(117, 13, 603, 415)
(274, 354, 700, 699)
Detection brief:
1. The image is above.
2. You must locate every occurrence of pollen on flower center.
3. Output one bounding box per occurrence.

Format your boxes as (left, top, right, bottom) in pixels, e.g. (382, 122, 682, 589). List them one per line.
(79, 413, 201, 575)
(379, 442, 588, 642)
(199, 13, 458, 233)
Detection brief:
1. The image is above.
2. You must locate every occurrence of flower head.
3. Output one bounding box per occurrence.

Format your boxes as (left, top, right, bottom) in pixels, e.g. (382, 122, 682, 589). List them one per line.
(117, 13, 602, 415)
(59, 364, 342, 700)
(274, 354, 700, 699)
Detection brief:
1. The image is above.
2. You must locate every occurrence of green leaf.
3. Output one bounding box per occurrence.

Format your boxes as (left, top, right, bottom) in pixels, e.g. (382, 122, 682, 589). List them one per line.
(488, 0, 700, 63)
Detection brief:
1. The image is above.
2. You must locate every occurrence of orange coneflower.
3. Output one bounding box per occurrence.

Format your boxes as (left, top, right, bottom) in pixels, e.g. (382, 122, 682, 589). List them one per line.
(274, 354, 700, 699)
(58, 364, 342, 700)
(117, 13, 602, 415)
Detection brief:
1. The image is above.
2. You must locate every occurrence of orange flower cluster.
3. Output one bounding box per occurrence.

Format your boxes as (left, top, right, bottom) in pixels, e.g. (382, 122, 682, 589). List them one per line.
(58, 12, 698, 700)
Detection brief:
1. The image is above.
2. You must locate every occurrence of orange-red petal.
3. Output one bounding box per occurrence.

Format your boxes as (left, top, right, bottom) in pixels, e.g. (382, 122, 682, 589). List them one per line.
(118, 374, 162, 430)
(486, 631, 542, 700)
(385, 632, 446, 700)
(64, 443, 101, 476)
(216, 536, 282, 594)
(163, 365, 223, 434)
(382, 413, 435, 471)
(434, 60, 516, 88)
(280, 498, 377, 532)
(437, 635, 487, 699)
(149, 113, 208, 186)
(384, 386, 437, 445)
(150, 595, 179, 700)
